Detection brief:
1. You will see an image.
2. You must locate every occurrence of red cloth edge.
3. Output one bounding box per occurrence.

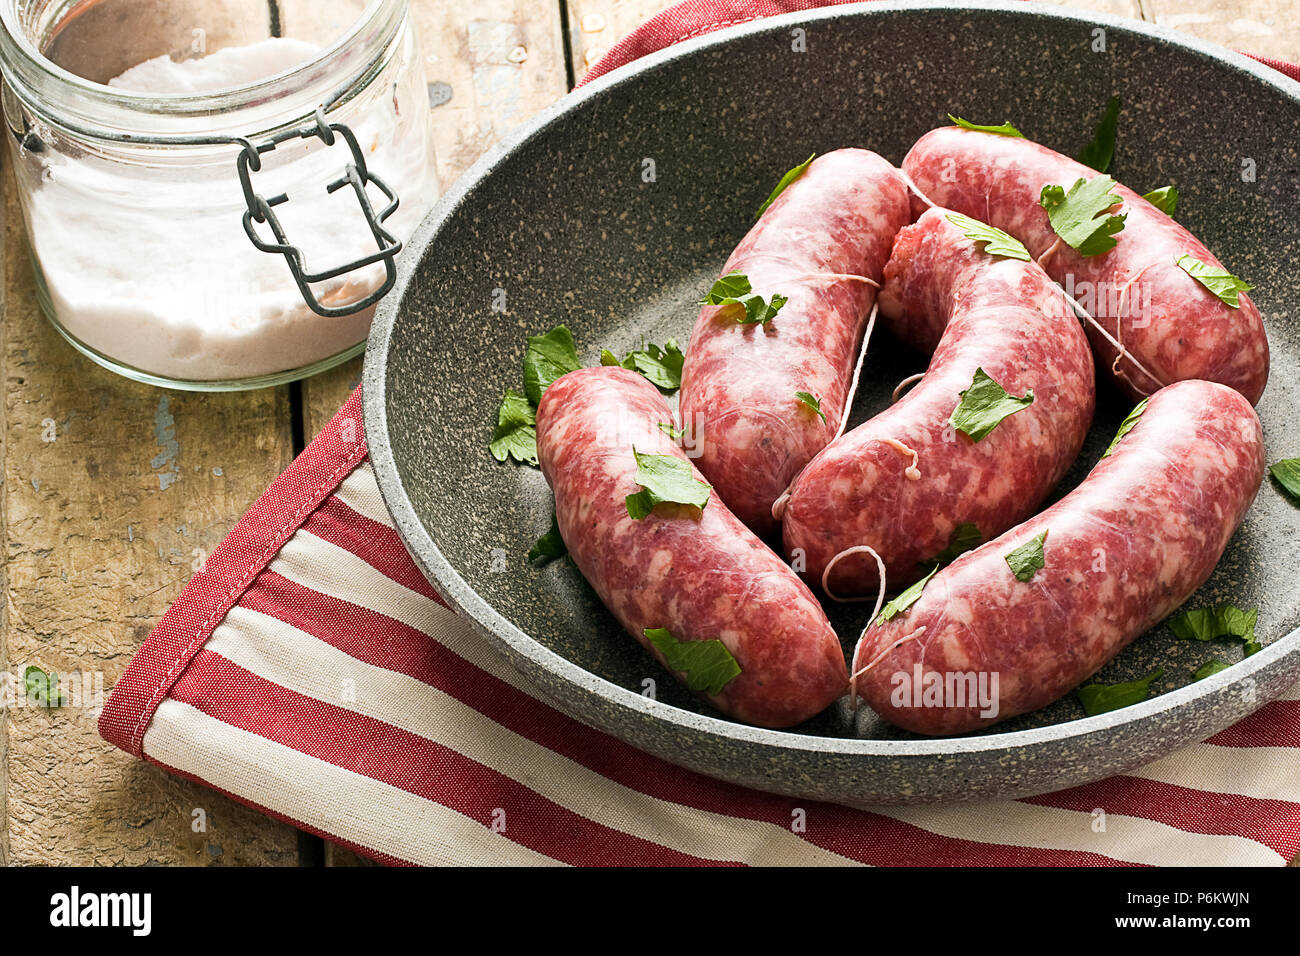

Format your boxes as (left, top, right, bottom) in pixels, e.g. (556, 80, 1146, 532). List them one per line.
(577, 0, 838, 86)
(98, 386, 369, 758)
(576, 0, 1300, 88)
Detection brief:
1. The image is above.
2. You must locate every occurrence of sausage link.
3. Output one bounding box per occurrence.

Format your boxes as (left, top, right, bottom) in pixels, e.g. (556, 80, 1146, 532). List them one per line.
(853, 379, 1265, 735)
(536, 366, 848, 728)
(783, 207, 1096, 596)
(680, 149, 912, 536)
(902, 126, 1269, 404)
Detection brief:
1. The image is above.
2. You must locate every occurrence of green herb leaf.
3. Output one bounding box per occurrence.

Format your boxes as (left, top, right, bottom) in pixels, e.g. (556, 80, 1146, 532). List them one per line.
(948, 114, 1024, 138)
(658, 421, 684, 440)
(603, 339, 685, 391)
(644, 627, 742, 696)
(1102, 397, 1148, 458)
(1176, 254, 1252, 309)
(1076, 667, 1164, 716)
(489, 389, 538, 466)
(528, 513, 566, 564)
(756, 153, 816, 218)
(1245, 639, 1263, 657)
(944, 212, 1030, 261)
(523, 325, 582, 405)
(1142, 185, 1179, 216)
(600, 348, 629, 368)
(875, 563, 940, 625)
(933, 523, 982, 566)
(1039, 175, 1127, 257)
(795, 391, 827, 423)
(1168, 605, 1258, 645)
(949, 367, 1034, 442)
(699, 272, 788, 325)
(1193, 659, 1231, 681)
(1078, 95, 1121, 173)
(1005, 530, 1048, 582)
(1269, 459, 1300, 502)
(23, 665, 64, 709)
(625, 449, 711, 519)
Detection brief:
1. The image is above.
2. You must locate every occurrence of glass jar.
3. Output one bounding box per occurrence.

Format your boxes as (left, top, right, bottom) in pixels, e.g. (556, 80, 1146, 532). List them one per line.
(0, 0, 439, 390)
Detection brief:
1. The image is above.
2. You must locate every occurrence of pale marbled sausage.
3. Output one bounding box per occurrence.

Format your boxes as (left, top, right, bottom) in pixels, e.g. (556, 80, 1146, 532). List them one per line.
(679, 149, 911, 536)
(536, 366, 848, 728)
(853, 380, 1265, 736)
(902, 126, 1269, 404)
(782, 207, 1096, 596)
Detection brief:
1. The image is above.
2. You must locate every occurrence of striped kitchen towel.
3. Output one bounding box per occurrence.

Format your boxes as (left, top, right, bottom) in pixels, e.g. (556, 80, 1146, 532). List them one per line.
(99, 0, 1300, 866)
(99, 387, 1300, 866)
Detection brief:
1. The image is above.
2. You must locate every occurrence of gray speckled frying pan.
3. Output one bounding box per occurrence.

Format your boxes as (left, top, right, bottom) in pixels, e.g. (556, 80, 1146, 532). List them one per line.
(364, 1, 1300, 805)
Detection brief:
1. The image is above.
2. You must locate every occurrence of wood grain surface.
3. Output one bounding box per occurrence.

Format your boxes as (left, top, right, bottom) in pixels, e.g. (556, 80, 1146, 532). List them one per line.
(1, 0, 1294, 866)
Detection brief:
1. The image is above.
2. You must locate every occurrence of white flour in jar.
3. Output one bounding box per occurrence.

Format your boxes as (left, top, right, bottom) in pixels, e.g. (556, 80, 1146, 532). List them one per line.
(22, 38, 438, 383)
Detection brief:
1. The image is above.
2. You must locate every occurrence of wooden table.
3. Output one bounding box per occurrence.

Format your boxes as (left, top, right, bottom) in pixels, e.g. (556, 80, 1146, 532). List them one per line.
(1, 0, 1293, 866)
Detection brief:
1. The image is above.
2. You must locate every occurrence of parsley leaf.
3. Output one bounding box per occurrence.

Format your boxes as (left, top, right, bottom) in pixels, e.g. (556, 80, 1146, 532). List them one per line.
(1269, 458, 1300, 503)
(625, 449, 711, 519)
(1039, 175, 1127, 257)
(1168, 605, 1258, 645)
(24, 666, 65, 708)
(1078, 95, 1121, 173)
(1192, 659, 1231, 681)
(658, 421, 684, 440)
(948, 114, 1024, 138)
(1076, 668, 1164, 716)
(949, 368, 1034, 442)
(1142, 185, 1179, 216)
(1005, 530, 1048, 582)
(795, 391, 826, 423)
(933, 523, 982, 565)
(528, 512, 566, 564)
(756, 154, 815, 218)
(489, 389, 538, 466)
(602, 339, 685, 391)
(944, 212, 1030, 261)
(875, 562, 939, 625)
(699, 272, 788, 325)
(1102, 397, 1148, 458)
(523, 325, 582, 406)
(644, 627, 742, 696)
(1176, 254, 1252, 309)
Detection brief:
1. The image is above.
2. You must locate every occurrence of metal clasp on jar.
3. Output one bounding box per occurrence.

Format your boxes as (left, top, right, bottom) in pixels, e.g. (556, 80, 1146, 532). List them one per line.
(235, 107, 403, 318)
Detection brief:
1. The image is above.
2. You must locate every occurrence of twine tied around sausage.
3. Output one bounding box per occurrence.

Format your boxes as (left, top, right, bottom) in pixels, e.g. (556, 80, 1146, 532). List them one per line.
(770, 301, 881, 523)
(894, 163, 1170, 398)
(819, 541, 935, 713)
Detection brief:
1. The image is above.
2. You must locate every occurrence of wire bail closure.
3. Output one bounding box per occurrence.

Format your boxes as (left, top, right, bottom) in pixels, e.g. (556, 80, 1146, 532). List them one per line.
(235, 108, 402, 318)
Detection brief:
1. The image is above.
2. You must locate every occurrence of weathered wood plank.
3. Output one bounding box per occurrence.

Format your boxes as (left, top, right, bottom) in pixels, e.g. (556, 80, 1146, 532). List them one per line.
(304, 0, 573, 440)
(1145, 0, 1296, 62)
(565, 0, 670, 82)
(1, 169, 300, 864)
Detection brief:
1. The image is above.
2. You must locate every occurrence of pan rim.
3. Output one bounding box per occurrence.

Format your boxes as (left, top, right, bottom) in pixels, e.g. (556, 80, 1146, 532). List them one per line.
(363, 0, 1300, 775)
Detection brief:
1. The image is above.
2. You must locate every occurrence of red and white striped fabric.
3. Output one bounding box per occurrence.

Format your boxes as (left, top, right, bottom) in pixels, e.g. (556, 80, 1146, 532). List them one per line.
(100, 1, 1300, 866)
(99, 390, 1300, 866)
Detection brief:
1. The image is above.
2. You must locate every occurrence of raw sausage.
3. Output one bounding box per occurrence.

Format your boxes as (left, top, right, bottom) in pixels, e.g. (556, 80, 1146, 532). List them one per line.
(680, 149, 911, 536)
(902, 126, 1269, 404)
(536, 366, 848, 728)
(852, 379, 1265, 735)
(782, 207, 1095, 596)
